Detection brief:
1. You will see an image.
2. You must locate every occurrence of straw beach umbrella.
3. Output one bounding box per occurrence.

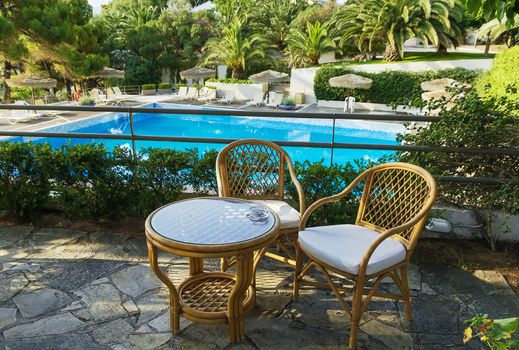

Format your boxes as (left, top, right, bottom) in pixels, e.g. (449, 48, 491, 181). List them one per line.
(179, 66, 216, 86)
(92, 67, 125, 97)
(6, 73, 57, 105)
(328, 74, 373, 90)
(249, 70, 289, 103)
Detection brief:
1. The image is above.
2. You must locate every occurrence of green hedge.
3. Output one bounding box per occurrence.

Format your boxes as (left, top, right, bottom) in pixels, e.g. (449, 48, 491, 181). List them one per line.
(475, 47, 519, 116)
(0, 142, 373, 225)
(0, 143, 217, 220)
(314, 67, 480, 106)
(206, 78, 252, 84)
(158, 83, 172, 89)
(141, 84, 156, 90)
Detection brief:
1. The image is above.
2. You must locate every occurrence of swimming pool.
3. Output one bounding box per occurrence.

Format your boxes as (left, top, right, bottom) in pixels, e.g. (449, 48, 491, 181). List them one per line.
(10, 103, 405, 165)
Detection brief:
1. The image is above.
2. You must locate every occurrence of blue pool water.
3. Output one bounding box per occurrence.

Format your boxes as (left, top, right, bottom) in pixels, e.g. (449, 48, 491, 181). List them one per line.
(9, 103, 404, 165)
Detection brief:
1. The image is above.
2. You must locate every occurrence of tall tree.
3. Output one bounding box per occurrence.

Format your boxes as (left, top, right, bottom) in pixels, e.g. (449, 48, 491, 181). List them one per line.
(203, 19, 267, 78)
(285, 20, 337, 67)
(0, 0, 106, 102)
(462, 0, 518, 27)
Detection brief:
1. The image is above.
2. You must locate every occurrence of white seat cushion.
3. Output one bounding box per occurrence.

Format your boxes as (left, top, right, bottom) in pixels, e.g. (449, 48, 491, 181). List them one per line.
(251, 200, 299, 230)
(298, 224, 406, 276)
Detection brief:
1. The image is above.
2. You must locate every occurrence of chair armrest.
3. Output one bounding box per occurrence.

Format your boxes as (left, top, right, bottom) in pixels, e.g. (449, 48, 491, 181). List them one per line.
(299, 172, 369, 230)
(285, 155, 306, 216)
(357, 203, 432, 278)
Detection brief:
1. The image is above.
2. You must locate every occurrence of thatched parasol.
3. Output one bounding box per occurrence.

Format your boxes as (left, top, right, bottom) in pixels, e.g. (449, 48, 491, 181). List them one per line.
(249, 70, 289, 84)
(328, 74, 373, 90)
(420, 78, 457, 92)
(92, 67, 125, 97)
(179, 67, 216, 81)
(93, 67, 125, 79)
(6, 73, 57, 105)
(249, 70, 289, 103)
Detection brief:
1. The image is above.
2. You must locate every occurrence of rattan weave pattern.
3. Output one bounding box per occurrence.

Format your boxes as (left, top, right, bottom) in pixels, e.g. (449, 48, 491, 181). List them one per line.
(180, 275, 241, 313)
(225, 144, 282, 198)
(359, 168, 432, 242)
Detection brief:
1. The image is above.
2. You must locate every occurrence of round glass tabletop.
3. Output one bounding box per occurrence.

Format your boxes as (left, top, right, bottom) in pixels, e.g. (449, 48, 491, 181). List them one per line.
(150, 198, 277, 246)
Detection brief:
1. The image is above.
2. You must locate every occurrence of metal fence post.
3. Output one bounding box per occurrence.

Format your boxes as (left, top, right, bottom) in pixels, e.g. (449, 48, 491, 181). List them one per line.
(330, 116, 336, 166)
(128, 110, 137, 158)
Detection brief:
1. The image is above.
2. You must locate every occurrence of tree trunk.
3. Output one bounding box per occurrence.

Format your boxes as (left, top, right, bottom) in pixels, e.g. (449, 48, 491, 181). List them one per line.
(506, 32, 514, 48)
(436, 44, 448, 56)
(231, 66, 243, 79)
(3, 60, 12, 104)
(484, 32, 491, 54)
(383, 44, 402, 62)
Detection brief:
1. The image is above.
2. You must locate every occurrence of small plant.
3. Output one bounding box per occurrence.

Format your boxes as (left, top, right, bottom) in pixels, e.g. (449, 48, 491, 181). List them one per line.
(206, 78, 252, 84)
(141, 84, 156, 90)
(280, 97, 296, 106)
(55, 89, 71, 102)
(464, 314, 519, 349)
(78, 96, 96, 105)
(158, 83, 172, 89)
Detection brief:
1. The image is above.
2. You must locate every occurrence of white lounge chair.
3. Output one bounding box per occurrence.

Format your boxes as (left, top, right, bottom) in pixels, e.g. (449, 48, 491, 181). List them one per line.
(266, 92, 283, 108)
(108, 87, 130, 99)
(186, 87, 199, 100)
(217, 91, 235, 104)
(198, 88, 217, 102)
(1, 101, 45, 125)
(246, 92, 264, 107)
(344, 96, 355, 113)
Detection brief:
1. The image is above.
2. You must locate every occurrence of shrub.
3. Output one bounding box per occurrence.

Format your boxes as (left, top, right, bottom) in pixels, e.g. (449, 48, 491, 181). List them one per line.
(141, 84, 156, 90)
(78, 96, 96, 105)
(475, 47, 519, 116)
(206, 78, 252, 84)
(399, 90, 519, 250)
(158, 83, 172, 89)
(0, 142, 55, 219)
(55, 89, 71, 102)
(281, 97, 296, 106)
(314, 66, 480, 106)
(10, 87, 46, 102)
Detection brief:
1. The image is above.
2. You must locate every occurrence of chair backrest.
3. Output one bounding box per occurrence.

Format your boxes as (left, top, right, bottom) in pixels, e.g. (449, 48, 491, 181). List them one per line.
(216, 139, 295, 200)
(253, 92, 264, 102)
(112, 86, 123, 96)
(89, 89, 102, 98)
(198, 87, 208, 97)
(205, 89, 216, 99)
(355, 163, 437, 250)
(177, 86, 188, 96)
(187, 87, 198, 97)
(224, 91, 235, 100)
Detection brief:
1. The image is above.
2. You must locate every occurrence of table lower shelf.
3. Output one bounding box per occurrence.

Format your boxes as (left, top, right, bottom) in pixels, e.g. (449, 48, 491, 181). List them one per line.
(178, 271, 254, 324)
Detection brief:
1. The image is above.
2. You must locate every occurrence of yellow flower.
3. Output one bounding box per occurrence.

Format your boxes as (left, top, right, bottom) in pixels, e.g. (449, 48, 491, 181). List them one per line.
(463, 327, 473, 344)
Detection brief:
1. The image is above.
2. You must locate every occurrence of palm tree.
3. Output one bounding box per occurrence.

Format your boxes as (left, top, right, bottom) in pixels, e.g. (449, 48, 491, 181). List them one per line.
(334, 0, 463, 62)
(285, 21, 337, 67)
(203, 19, 267, 78)
(479, 14, 519, 48)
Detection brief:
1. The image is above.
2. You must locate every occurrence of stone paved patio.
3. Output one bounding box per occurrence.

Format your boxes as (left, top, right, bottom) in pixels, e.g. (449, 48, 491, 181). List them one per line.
(1, 224, 518, 350)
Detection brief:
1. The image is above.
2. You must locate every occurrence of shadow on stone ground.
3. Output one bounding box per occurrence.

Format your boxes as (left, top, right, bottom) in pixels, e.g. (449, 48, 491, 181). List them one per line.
(1, 224, 518, 350)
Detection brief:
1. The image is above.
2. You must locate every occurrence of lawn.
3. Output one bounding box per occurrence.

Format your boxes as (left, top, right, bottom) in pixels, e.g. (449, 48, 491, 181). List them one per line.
(328, 51, 496, 66)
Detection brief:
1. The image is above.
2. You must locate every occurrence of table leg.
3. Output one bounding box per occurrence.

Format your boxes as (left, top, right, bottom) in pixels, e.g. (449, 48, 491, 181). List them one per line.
(228, 252, 253, 343)
(189, 257, 204, 275)
(146, 240, 180, 334)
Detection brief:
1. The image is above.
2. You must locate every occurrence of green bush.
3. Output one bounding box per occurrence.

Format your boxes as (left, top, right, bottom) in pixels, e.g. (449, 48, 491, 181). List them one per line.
(141, 84, 156, 90)
(281, 97, 296, 106)
(158, 83, 172, 89)
(55, 89, 71, 102)
(206, 78, 252, 84)
(10, 87, 46, 102)
(0, 142, 55, 219)
(475, 47, 519, 116)
(314, 66, 480, 106)
(78, 96, 96, 105)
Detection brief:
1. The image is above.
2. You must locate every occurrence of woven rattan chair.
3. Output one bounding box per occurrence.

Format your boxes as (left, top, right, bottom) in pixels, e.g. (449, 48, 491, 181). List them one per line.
(293, 162, 437, 349)
(216, 139, 305, 267)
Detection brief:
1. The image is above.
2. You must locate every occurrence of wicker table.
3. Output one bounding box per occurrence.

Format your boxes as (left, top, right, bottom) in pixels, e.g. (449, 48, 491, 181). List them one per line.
(145, 197, 280, 343)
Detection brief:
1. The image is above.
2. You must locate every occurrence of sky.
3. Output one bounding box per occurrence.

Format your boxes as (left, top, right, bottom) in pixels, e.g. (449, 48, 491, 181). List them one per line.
(88, 0, 110, 14)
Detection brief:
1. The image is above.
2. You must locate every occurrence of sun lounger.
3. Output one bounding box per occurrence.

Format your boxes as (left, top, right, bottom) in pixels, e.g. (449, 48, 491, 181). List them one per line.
(246, 92, 264, 107)
(266, 92, 283, 108)
(198, 88, 217, 102)
(186, 87, 198, 100)
(169, 86, 189, 101)
(217, 91, 235, 104)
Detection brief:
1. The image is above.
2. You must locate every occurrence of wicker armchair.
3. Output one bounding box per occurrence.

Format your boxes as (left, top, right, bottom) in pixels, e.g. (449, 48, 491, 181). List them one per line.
(216, 139, 305, 267)
(293, 162, 437, 349)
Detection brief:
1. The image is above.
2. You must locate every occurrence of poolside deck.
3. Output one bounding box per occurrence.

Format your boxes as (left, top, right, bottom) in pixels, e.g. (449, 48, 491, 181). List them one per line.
(1, 223, 517, 349)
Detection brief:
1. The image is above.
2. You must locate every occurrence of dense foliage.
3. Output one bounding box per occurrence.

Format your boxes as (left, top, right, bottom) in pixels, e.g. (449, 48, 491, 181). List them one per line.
(0, 142, 373, 227)
(475, 46, 519, 116)
(314, 66, 480, 105)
